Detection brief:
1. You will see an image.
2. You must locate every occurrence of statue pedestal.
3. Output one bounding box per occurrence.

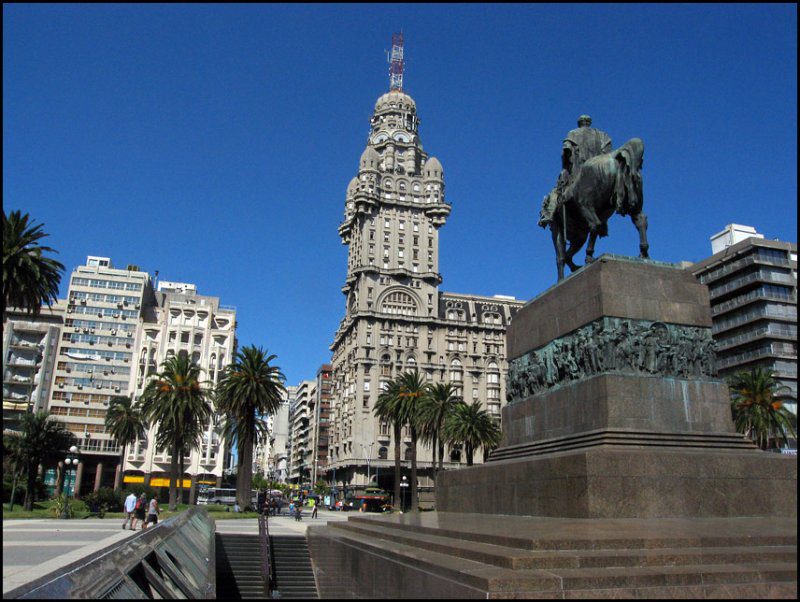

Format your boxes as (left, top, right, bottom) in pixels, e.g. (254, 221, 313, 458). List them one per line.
(309, 256, 796, 598)
(437, 255, 796, 518)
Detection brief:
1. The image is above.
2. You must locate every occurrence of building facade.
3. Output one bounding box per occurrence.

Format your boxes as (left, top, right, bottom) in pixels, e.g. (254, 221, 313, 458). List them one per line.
(124, 279, 237, 499)
(288, 380, 315, 484)
(48, 256, 152, 494)
(327, 84, 524, 498)
(267, 386, 293, 483)
(691, 225, 797, 446)
(309, 364, 332, 484)
(3, 302, 66, 431)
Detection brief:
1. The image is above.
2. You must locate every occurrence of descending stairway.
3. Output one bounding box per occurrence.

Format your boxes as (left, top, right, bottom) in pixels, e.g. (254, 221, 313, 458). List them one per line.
(215, 533, 267, 599)
(271, 535, 319, 599)
(308, 514, 798, 598)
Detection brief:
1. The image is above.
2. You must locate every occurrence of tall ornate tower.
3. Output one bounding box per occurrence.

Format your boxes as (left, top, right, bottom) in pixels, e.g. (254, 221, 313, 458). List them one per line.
(328, 36, 521, 499)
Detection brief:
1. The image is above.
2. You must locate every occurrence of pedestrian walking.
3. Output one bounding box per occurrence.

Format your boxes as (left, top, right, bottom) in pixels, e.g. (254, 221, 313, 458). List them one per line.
(122, 491, 137, 529)
(131, 493, 147, 530)
(294, 502, 302, 521)
(145, 495, 160, 530)
(310, 497, 318, 519)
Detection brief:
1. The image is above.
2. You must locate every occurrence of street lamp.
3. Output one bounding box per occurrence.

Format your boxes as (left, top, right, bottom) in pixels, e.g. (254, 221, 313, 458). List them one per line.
(62, 445, 79, 518)
(400, 475, 409, 513)
(361, 442, 374, 486)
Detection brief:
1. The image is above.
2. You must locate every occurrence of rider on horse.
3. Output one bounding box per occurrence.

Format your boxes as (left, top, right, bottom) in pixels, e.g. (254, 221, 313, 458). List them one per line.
(540, 115, 613, 224)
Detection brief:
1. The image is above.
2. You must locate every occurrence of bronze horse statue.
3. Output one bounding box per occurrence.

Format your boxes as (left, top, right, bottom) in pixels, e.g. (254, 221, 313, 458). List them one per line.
(538, 138, 649, 280)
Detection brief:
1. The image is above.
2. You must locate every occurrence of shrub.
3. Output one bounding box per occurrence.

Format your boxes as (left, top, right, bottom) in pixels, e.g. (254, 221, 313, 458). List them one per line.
(50, 493, 74, 518)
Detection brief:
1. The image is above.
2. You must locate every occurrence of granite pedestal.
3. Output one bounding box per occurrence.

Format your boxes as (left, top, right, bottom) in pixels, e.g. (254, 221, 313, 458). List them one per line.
(309, 256, 796, 598)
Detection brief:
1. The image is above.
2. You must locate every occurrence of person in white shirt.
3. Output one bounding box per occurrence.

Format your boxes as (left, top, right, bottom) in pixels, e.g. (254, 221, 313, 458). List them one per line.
(122, 492, 137, 530)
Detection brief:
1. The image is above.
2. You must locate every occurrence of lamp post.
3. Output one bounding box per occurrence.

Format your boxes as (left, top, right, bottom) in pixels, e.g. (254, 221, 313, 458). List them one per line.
(400, 475, 409, 513)
(62, 445, 79, 519)
(361, 442, 374, 486)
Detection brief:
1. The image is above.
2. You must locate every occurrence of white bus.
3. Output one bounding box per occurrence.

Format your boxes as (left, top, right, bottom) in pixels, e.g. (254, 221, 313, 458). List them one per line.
(197, 488, 258, 507)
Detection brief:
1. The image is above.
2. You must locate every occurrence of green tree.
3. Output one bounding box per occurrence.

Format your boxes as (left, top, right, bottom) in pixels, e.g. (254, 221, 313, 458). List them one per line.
(396, 370, 428, 512)
(418, 382, 461, 478)
(139, 354, 212, 510)
(729, 368, 796, 450)
(215, 346, 286, 510)
(105, 395, 148, 491)
(3, 210, 64, 318)
(442, 400, 502, 467)
(374, 378, 403, 510)
(5, 411, 76, 510)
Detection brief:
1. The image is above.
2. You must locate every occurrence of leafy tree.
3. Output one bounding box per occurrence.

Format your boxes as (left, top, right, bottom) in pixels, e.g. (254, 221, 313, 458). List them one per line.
(395, 370, 428, 511)
(374, 378, 403, 510)
(418, 382, 461, 478)
(442, 400, 502, 466)
(215, 346, 286, 510)
(105, 395, 148, 491)
(5, 411, 76, 510)
(139, 354, 212, 510)
(729, 368, 796, 450)
(3, 210, 64, 318)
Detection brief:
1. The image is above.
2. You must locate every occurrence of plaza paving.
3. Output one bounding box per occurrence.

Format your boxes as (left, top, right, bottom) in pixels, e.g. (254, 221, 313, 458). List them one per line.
(2, 508, 351, 595)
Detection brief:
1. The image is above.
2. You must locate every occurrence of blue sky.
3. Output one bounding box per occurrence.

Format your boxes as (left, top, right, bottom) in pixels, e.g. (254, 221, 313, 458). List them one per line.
(4, 4, 797, 386)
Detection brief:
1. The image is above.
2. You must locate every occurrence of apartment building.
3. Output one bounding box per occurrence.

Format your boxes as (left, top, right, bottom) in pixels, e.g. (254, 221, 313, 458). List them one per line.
(2, 302, 66, 432)
(288, 380, 315, 484)
(267, 386, 293, 483)
(691, 225, 797, 444)
(309, 364, 332, 484)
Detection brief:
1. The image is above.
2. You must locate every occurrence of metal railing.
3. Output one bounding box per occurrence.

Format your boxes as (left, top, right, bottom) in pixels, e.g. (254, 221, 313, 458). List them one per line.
(258, 511, 273, 594)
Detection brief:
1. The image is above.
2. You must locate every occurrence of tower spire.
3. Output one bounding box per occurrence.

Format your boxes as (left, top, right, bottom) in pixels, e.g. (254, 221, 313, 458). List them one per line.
(389, 32, 404, 91)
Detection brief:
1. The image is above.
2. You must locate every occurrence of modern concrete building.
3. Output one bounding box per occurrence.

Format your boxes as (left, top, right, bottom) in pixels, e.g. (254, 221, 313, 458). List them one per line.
(327, 81, 524, 499)
(309, 364, 332, 484)
(2, 302, 66, 432)
(48, 256, 152, 494)
(267, 386, 293, 483)
(288, 380, 315, 485)
(691, 225, 797, 446)
(124, 279, 238, 499)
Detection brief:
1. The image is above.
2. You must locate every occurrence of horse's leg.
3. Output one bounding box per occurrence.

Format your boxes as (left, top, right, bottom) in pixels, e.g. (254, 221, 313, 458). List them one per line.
(551, 225, 565, 280)
(566, 230, 587, 272)
(585, 230, 599, 263)
(631, 211, 649, 258)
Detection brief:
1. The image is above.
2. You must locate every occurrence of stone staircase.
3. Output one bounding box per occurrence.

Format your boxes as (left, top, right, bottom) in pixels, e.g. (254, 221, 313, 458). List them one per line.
(215, 533, 267, 599)
(271, 535, 319, 599)
(308, 513, 797, 598)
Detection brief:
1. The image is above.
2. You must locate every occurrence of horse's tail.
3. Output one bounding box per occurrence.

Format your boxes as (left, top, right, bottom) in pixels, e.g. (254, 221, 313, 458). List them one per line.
(613, 138, 644, 215)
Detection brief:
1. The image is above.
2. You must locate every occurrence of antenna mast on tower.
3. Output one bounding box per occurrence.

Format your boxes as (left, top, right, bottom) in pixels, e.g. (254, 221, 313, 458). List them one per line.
(388, 32, 404, 91)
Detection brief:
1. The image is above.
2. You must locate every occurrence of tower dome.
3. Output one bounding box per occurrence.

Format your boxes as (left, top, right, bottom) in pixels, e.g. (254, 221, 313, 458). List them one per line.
(374, 91, 417, 114)
(423, 156, 443, 179)
(359, 146, 380, 172)
(346, 176, 360, 196)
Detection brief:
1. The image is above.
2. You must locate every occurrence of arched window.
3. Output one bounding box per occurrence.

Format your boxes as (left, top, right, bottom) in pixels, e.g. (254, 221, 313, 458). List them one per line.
(450, 359, 463, 382)
(378, 446, 388, 460)
(487, 361, 500, 384)
(380, 291, 418, 316)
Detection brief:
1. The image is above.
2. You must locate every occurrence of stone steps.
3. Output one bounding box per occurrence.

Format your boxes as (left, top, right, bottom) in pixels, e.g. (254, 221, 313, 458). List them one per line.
(309, 515, 797, 598)
(331, 520, 796, 570)
(271, 535, 319, 599)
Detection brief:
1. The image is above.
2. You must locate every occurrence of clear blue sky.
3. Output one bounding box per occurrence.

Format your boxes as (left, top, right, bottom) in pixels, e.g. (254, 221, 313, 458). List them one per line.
(4, 4, 797, 386)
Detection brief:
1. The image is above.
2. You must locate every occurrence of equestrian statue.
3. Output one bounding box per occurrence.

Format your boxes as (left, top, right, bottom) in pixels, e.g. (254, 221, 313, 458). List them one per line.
(538, 115, 649, 281)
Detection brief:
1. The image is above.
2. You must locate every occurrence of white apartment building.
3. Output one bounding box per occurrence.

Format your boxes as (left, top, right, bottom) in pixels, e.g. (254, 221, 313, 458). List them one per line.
(124, 279, 237, 500)
(268, 387, 293, 484)
(3, 302, 66, 431)
(288, 380, 315, 485)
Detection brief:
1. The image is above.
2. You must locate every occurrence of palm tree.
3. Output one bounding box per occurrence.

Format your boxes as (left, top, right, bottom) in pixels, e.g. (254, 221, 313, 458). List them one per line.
(215, 346, 286, 510)
(442, 400, 502, 467)
(418, 382, 461, 478)
(105, 395, 148, 491)
(6, 411, 76, 511)
(729, 368, 796, 450)
(374, 378, 403, 510)
(139, 354, 212, 510)
(3, 210, 64, 318)
(395, 370, 428, 512)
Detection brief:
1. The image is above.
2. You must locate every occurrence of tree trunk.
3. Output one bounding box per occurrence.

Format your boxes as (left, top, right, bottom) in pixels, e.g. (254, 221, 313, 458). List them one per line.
(466, 443, 474, 467)
(393, 421, 402, 510)
(431, 433, 438, 483)
(238, 435, 254, 510)
(8, 468, 21, 511)
(24, 461, 36, 511)
(410, 426, 418, 512)
(178, 453, 185, 507)
(438, 442, 445, 472)
(169, 443, 178, 510)
(115, 444, 125, 491)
